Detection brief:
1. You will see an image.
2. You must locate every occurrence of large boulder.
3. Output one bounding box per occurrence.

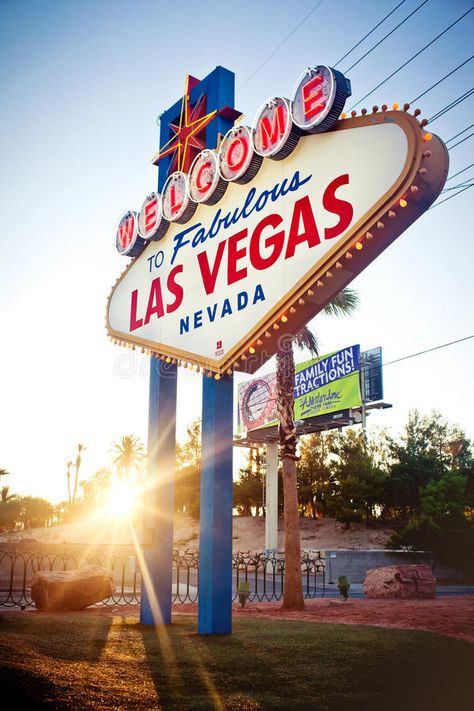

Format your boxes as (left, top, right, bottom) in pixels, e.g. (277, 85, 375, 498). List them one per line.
(31, 566, 114, 611)
(363, 564, 436, 599)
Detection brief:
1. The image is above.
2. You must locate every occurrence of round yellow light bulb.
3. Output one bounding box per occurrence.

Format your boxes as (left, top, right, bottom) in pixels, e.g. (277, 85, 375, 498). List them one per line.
(281, 315, 288, 323)
(355, 242, 363, 251)
(399, 198, 408, 208)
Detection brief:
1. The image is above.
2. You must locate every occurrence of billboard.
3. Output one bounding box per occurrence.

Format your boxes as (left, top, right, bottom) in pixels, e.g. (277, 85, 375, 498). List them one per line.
(237, 344, 361, 433)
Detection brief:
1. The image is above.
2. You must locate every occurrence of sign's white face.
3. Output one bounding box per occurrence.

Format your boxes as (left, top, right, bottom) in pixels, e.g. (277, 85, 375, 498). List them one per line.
(108, 120, 410, 369)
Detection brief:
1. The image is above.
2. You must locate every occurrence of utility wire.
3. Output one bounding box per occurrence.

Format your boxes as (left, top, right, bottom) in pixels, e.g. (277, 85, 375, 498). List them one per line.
(441, 179, 474, 191)
(236, 0, 325, 94)
(334, 0, 408, 67)
(430, 183, 474, 208)
(383, 335, 474, 366)
(349, 6, 474, 110)
(449, 131, 474, 150)
(446, 162, 474, 180)
(445, 122, 474, 143)
(343, 0, 430, 74)
(428, 87, 474, 122)
(410, 56, 474, 103)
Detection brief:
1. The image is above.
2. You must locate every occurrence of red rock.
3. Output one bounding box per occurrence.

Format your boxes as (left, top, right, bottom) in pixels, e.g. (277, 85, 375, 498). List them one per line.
(363, 565, 436, 599)
(31, 566, 114, 611)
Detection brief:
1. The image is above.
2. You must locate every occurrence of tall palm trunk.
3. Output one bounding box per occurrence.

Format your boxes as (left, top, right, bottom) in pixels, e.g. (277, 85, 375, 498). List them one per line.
(276, 338, 305, 610)
(73, 444, 85, 504)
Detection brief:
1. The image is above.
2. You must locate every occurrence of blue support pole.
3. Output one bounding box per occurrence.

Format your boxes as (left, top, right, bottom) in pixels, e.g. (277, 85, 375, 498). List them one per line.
(198, 375, 234, 635)
(140, 358, 177, 626)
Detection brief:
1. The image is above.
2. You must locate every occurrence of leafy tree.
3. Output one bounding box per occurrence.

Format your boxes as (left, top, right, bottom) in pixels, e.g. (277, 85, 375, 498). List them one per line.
(21, 496, 54, 529)
(383, 411, 473, 518)
(175, 420, 201, 519)
(325, 429, 385, 526)
(1, 485, 11, 503)
(80, 467, 113, 506)
(0, 498, 22, 531)
(388, 471, 474, 573)
(111, 436, 146, 481)
(276, 288, 359, 610)
(297, 432, 335, 518)
(233, 447, 264, 516)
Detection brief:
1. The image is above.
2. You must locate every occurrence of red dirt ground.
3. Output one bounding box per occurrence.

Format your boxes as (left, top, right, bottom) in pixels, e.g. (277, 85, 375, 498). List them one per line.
(178, 596, 474, 643)
(5, 596, 473, 643)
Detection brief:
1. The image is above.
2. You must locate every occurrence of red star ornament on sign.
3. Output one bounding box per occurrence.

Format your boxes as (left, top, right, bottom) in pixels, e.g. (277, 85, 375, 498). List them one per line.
(152, 75, 220, 175)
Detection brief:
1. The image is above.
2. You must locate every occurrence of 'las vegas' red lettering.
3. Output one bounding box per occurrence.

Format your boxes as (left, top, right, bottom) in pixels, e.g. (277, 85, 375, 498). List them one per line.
(285, 195, 321, 259)
(249, 214, 285, 269)
(227, 229, 248, 285)
(198, 241, 226, 295)
(323, 173, 353, 239)
(130, 289, 143, 331)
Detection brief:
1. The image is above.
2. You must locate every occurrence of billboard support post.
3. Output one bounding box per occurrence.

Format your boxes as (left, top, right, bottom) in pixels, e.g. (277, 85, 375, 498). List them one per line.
(265, 441, 279, 555)
(198, 375, 234, 635)
(140, 359, 177, 626)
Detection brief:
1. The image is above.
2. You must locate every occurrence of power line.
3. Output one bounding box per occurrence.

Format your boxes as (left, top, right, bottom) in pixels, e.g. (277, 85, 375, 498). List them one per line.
(236, 0, 325, 94)
(349, 6, 474, 110)
(343, 0, 430, 74)
(446, 162, 474, 181)
(384, 335, 474, 367)
(334, 0, 408, 67)
(441, 179, 474, 191)
(445, 122, 474, 144)
(448, 131, 474, 150)
(410, 56, 474, 103)
(428, 87, 474, 122)
(430, 183, 474, 208)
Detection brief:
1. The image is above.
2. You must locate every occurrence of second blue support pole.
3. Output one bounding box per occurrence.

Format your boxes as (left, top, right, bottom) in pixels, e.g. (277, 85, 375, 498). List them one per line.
(198, 375, 234, 635)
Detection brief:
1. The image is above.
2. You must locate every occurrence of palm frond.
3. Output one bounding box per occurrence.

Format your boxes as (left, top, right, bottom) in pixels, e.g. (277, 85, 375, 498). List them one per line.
(293, 327, 319, 355)
(323, 288, 359, 318)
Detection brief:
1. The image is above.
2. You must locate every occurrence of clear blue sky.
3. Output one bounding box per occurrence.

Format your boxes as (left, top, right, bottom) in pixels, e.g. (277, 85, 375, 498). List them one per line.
(1, 0, 473, 501)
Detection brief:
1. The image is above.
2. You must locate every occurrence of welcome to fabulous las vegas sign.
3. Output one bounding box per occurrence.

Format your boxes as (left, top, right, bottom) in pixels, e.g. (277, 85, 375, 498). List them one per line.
(106, 65, 448, 376)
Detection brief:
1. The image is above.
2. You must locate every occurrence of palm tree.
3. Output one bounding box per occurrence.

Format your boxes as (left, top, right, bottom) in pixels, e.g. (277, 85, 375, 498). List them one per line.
(1, 485, 10, 503)
(0, 468, 10, 479)
(277, 288, 359, 610)
(66, 461, 73, 504)
(111, 435, 146, 481)
(72, 444, 86, 504)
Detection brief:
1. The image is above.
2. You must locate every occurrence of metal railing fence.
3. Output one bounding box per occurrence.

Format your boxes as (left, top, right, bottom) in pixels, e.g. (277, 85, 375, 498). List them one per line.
(0, 549, 325, 609)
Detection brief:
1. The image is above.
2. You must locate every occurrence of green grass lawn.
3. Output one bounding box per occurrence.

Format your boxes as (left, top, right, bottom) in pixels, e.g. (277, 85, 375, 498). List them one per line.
(0, 613, 471, 710)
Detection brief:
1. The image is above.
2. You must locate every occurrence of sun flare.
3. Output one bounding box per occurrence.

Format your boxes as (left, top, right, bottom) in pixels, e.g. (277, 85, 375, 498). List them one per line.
(105, 482, 137, 518)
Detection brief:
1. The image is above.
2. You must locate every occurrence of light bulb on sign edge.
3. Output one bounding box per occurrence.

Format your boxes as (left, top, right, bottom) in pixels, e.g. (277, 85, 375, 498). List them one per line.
(393, 103, 399, 110)
(289, 307, 296, 314)
(249, 346, 256, 354)
(298, 298, 305, 305)
(317, 280, 324, 287)
(388, 210, 396, 218)
(355, 242, 363, 251)
(399, 199, 408, 208)
(273, 323, 280, 331)
(281, 315, 288, 323)
(423, 133, 432, 142)
(345, 252, 352, 260)
(215, 374, 221, 380)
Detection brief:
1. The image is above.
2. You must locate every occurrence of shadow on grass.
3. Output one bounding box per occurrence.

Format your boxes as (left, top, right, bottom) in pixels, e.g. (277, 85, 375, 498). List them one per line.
(0, 613, 472, 710)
